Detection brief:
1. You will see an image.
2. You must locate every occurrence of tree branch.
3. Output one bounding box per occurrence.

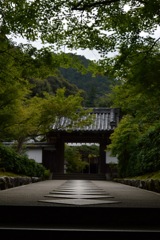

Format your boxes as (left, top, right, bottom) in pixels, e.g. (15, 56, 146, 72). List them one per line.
(71, 0, 120, 10)
(71, 0, 151, 10)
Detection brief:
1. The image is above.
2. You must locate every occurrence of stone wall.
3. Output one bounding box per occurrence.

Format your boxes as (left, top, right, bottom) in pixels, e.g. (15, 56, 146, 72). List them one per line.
(0, 176, 41, 190)
(114, 178, 160, 193)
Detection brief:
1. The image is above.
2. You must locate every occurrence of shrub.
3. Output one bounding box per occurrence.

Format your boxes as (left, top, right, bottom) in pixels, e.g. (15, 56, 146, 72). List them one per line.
(133, 125, 160, 175)
(0, 144, 46, 177)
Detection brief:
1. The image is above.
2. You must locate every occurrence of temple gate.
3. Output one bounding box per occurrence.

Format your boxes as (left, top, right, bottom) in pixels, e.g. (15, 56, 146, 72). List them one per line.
(44, 108, 121, 175)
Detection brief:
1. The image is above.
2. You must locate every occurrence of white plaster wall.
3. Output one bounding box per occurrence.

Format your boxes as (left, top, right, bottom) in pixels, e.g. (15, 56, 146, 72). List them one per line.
(106, 151, 118, 164)
(26, 149, 42, 163)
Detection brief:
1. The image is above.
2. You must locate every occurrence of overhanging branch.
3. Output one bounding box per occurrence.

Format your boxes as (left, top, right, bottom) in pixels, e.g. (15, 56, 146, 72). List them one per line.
(71, 0, 120, 10)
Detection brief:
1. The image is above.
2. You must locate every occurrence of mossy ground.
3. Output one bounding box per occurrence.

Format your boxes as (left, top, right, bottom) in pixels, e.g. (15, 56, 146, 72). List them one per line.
(124, 171, 160, 180)
(0, 170, 25, 177)
(1, 170, 160, 180)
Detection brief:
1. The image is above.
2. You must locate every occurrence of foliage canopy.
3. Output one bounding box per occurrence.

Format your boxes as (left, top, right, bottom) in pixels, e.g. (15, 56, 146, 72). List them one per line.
(1, 0, 160, 72)
(1, 1, 160, 177)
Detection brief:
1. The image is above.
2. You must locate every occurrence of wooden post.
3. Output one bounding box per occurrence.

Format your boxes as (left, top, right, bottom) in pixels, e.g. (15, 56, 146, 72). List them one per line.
(99, 140, 107, 174)
(55, 138, 64, 173)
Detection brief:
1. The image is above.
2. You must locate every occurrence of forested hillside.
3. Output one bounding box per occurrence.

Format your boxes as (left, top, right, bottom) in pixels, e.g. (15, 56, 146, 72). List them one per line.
(29, 72, 80, 98)
(59, 55, 113, 107)
(29, 53, 114, 107)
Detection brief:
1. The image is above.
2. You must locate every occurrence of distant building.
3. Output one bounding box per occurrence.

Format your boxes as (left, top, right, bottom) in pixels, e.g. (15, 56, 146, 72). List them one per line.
(46, 108, 121, 175)
(3, 108, 121, 177)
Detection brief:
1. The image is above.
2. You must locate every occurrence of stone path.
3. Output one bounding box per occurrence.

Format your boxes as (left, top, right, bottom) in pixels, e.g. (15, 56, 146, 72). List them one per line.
(38, 180, 121, 206)
(1, 179, 160, 207)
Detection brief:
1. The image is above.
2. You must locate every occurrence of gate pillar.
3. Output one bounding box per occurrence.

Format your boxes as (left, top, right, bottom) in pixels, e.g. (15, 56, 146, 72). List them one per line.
(55, 138, 64, 173)
(99, 141, 107, 174)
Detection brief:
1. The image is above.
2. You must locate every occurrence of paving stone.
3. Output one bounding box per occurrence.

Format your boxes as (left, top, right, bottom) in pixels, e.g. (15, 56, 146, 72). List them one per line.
(38, 180, 121, 206)
(55, 189, 106, 193)
(38, 199, 121, 205)
(49, 191, 108, 195)
(58, 188, 100, 191)
(44, 194, 114, 199)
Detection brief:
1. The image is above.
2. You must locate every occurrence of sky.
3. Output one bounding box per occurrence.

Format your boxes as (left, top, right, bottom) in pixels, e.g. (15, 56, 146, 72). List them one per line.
(11, 25, 160, 62)
(11, 35, 102, 61)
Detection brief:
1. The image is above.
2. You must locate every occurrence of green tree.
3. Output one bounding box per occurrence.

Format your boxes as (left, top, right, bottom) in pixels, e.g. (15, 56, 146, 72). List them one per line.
(107, 115, 141, 177)
(6, 96, 45, 153)
(39, 88, 94, 132)
(107, 50, 160, 177)
(2, 1, 160, 71)
(64, 144, 88, 173)
(0, 36, 54, 146)
(6, 88, 94, 153)
(109, 50, 160, 126)
(77, 144, 99, 160)
(0, 34, 93, 149)
(0, 34, 31, 141)
(133, 124, 160, 175)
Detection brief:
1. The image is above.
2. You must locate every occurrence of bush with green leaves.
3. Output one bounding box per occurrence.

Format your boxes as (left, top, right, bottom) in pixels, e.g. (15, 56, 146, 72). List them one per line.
(65, 145, 88, 173)
(0, 144, 46, 177)
(108, 114, 160, 178)
(107, 115, 141, 177)
(133, 125, 160, 176)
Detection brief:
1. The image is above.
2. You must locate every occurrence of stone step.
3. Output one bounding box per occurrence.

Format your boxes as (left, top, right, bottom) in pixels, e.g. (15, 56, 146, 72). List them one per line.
(52, 173, 106, 180)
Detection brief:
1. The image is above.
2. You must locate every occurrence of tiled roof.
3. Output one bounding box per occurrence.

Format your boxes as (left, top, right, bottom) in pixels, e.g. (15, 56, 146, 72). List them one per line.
(52, 108, 121, 132)
(82, 108, 121, 131)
